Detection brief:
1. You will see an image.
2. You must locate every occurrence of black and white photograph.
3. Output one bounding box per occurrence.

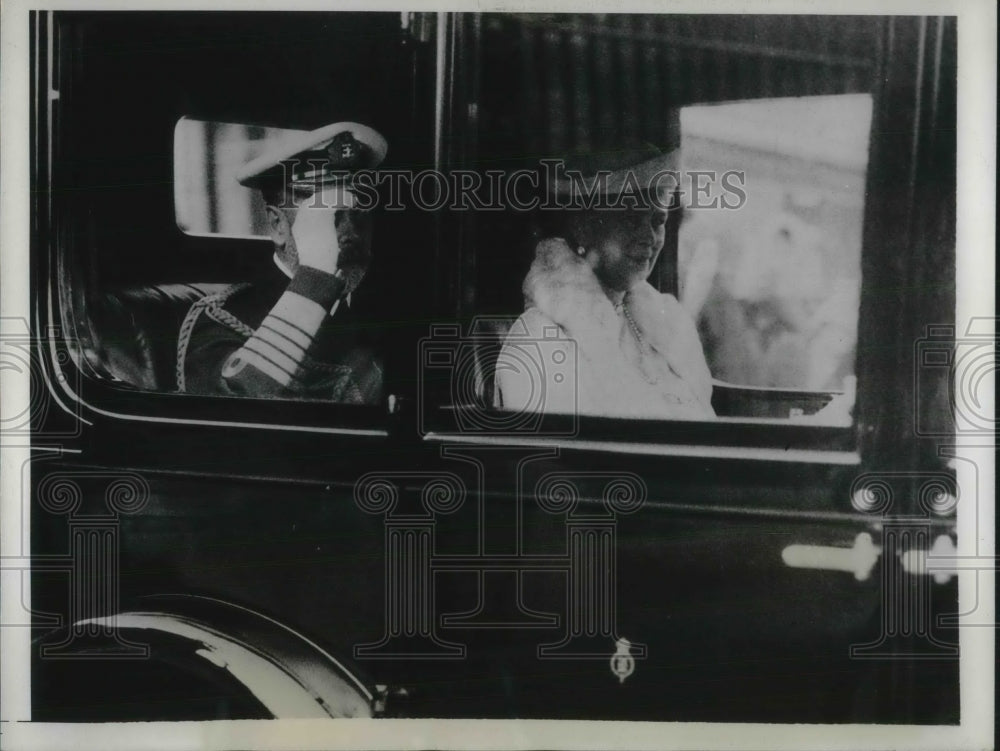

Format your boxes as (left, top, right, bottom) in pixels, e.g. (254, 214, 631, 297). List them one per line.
(0, 1, 994, 749)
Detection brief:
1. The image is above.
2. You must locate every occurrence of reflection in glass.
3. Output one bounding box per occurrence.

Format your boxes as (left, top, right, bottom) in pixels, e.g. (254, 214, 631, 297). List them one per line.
(678, 94, 872, 395)
(173, 118, 291, 239)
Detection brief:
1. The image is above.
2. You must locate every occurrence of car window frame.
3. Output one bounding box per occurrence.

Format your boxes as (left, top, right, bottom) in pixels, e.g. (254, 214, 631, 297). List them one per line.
(418, 14, 950, 470)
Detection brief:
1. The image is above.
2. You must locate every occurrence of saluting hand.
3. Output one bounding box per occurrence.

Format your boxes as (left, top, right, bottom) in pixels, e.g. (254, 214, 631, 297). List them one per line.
(291, 185, 361, 276)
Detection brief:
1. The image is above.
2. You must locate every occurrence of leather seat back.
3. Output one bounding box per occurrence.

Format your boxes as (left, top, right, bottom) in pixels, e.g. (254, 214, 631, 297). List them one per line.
(468, 316, 516, 408)
(93, 283, 234, 392)
(92, 286, 525, 403)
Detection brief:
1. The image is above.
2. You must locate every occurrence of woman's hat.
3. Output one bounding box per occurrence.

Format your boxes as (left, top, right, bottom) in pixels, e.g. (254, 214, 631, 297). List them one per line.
(548, 143, 680, 203)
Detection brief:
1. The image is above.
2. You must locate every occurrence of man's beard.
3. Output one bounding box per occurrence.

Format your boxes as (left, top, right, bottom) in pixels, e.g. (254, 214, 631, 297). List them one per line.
(339, 263, 368, 297)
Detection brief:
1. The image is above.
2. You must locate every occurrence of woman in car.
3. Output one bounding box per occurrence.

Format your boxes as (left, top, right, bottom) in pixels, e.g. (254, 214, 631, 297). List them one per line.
(494, 145, 716, 420)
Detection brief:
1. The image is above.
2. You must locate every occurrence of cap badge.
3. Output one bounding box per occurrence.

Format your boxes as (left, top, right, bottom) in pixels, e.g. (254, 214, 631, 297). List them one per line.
(327, 131, 367, 170)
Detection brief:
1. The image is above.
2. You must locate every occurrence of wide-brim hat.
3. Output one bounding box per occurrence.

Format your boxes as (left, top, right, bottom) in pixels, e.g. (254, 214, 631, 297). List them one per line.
(548, 143, 681, 202)
(236, 121, 387, 191)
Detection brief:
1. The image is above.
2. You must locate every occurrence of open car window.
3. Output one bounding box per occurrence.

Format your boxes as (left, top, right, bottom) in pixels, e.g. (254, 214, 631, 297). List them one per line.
(51, 12, 926, 456)
(415, 14, 891, 450)
(479, 94, 871, 429)
(677, 94, 872, 424)
(174, 118, 290, 240)
(56, 12, 437, 422)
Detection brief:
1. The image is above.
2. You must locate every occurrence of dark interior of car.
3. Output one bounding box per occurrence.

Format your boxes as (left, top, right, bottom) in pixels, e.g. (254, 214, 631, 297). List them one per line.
(61, 12, 873, 416)
(56, 12, 435, 400)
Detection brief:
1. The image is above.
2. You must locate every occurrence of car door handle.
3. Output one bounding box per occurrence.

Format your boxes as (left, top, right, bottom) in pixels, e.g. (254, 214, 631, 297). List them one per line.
(781, 532, 881, 581)
(898, 534, 957, 584)
(781, 532, 958, 584)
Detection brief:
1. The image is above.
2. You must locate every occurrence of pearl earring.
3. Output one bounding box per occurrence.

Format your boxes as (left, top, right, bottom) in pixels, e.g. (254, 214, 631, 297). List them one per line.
(576, 246, 586, 256)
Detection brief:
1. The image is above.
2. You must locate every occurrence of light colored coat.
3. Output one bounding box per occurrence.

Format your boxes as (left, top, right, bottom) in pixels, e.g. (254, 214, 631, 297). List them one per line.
(495, 239, 715, 420)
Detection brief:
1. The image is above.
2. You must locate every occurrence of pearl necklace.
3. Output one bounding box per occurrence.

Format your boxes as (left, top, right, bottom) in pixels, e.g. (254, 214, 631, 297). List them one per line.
(615, 298, 684, 402)
(615, 299, 658, 385)
(620, 301, 644, 346)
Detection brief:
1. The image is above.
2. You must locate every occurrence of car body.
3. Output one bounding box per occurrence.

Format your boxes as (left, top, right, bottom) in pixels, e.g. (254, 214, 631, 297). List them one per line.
(21, 10, 961, 724)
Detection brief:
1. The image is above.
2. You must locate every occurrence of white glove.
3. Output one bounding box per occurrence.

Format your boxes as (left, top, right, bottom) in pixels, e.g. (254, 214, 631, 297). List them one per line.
(291, 186, 357, 275)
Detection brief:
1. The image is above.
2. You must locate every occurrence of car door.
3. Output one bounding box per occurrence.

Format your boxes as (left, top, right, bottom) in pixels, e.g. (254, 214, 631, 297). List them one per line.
(404, 12, 960, 722)
(25, 11, 959, 724)
(27, 10, 440, 720)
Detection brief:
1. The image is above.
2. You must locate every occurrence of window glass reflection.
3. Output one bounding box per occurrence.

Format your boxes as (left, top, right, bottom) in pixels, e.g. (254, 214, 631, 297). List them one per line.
(678, 94, 872, 395)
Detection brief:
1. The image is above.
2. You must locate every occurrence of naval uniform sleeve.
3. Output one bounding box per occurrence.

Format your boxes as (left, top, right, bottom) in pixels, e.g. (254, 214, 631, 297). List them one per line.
(219, 268, 345, 398)
(182, 321, 245, 396)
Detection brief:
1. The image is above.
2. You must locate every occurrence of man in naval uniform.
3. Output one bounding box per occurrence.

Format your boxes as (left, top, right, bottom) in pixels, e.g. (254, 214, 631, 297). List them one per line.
(176, 122, 386, 403)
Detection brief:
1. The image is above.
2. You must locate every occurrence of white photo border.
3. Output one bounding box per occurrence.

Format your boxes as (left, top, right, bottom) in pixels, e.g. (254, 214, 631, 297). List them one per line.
(1, 1, 994, 749)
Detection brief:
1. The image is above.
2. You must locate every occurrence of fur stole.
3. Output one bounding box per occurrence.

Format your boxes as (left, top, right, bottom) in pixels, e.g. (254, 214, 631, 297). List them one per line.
(521, 238, 714, 417)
